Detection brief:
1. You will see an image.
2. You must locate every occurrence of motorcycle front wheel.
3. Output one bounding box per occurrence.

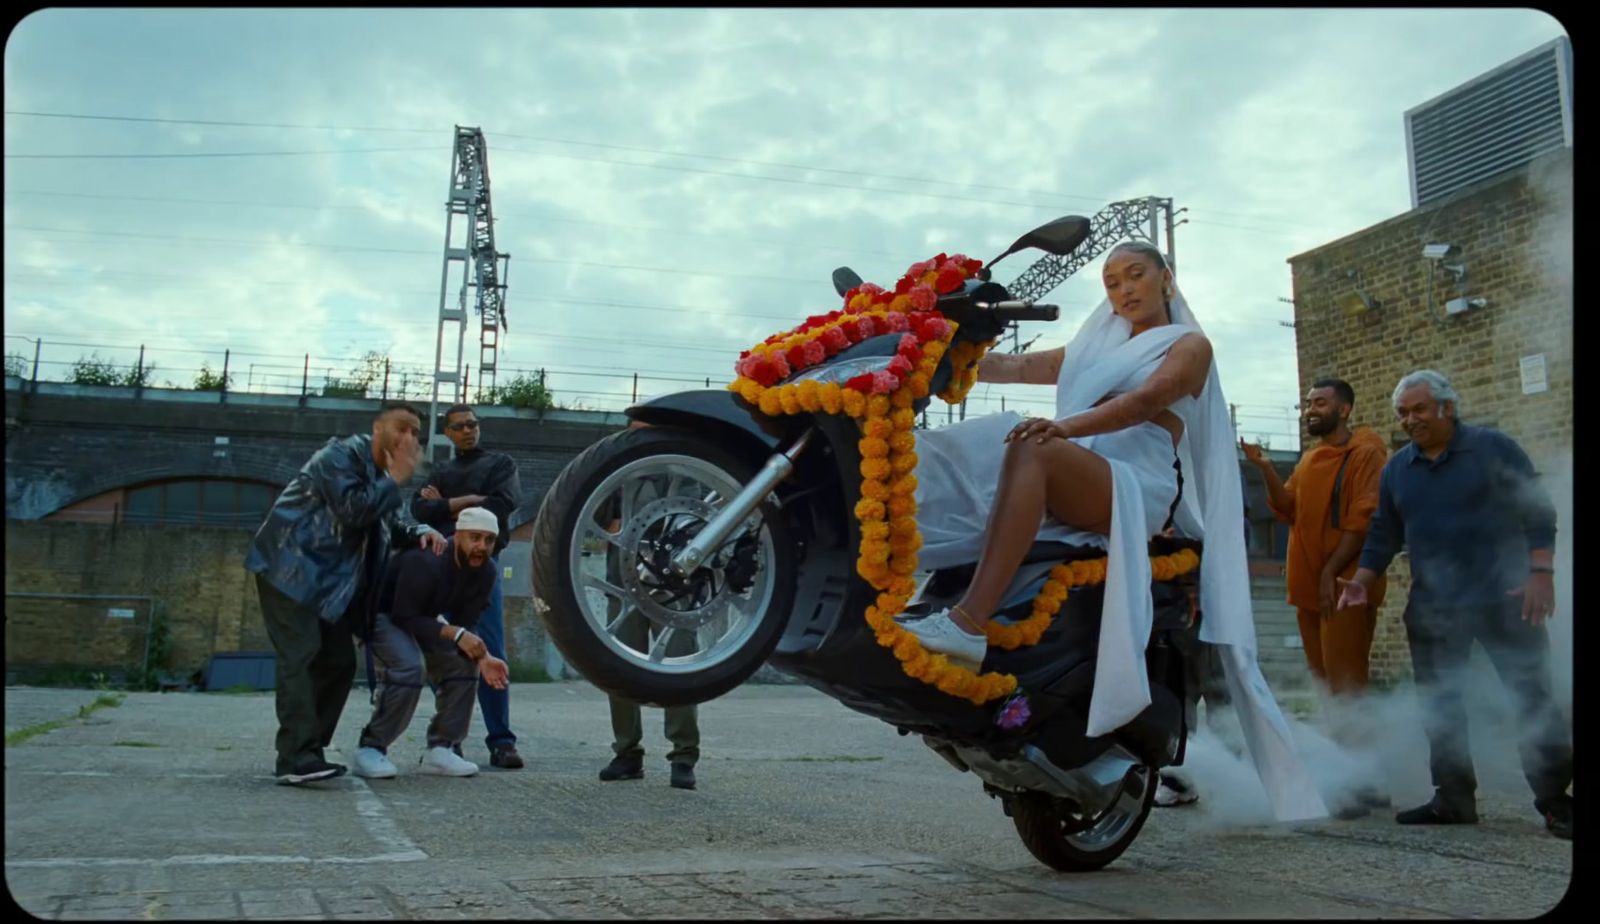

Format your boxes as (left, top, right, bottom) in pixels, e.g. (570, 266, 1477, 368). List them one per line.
(531, 426, 798, 706)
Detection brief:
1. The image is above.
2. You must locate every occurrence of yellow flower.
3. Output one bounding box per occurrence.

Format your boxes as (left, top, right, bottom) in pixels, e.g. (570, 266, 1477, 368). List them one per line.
(864, 417, 893, 439)
(891, 388, 915, 409)
(867, 395, 891, 418)
(759, 390, 784, 416)
(891, 409, 917, 431)
(779, 388, 802, 416)
(819, 383, 844, 414)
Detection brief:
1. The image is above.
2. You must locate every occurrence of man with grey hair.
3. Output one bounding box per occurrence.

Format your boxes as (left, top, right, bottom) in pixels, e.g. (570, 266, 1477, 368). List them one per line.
(1337, 370, 1570, 839)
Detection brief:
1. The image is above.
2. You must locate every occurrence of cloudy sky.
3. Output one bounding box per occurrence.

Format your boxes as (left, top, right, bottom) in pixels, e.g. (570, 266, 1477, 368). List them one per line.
(3, 8, 1566, 447)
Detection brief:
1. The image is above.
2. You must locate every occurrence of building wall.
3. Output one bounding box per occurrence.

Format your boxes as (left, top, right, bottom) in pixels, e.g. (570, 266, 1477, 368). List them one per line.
(1286, 148, 1572, 683)
(2, 520, 568, 682)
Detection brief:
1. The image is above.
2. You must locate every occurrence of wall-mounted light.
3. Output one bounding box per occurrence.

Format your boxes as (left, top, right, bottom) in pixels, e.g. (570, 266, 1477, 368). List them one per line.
(1335, 269, 1379, 315)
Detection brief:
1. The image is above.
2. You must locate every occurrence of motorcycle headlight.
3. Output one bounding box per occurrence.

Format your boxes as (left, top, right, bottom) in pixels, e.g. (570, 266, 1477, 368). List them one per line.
(784, 356, 894, 386)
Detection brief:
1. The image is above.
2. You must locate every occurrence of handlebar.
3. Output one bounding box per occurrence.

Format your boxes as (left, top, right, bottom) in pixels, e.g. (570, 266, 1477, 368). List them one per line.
(976, 300, 1059, 323)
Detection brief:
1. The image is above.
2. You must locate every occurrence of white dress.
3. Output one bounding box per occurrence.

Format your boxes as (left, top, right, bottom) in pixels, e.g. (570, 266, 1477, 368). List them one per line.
(915, 349, 1193, 572)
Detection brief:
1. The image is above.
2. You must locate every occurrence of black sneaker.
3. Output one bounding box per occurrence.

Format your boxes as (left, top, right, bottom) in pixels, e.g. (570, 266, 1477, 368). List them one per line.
(670, 762, 696, 790)
(599, 755, 644, 781)
(490, 745, 525, 770)
(276, 757, 346, 786)
(1538, 796, 1573, 840)
(1395, 796, 1478, 825)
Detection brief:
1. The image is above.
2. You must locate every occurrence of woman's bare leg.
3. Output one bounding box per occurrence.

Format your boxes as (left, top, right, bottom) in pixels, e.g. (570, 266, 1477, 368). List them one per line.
(949, 438, 1114, 629)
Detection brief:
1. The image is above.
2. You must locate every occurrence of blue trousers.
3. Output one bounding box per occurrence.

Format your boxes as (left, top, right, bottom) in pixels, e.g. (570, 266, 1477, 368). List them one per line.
(473, 565, 517, 751)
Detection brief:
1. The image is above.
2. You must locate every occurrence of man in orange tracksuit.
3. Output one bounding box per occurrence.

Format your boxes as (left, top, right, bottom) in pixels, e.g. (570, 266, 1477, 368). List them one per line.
(1244, 377, 1390, 818)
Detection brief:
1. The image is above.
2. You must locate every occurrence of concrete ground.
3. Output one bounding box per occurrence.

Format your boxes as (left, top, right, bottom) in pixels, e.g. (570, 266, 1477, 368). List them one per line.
(4, 681, 1573, 919)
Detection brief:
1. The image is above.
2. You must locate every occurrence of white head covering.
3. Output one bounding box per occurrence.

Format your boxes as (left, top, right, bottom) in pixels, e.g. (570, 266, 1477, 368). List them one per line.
(1052, 241, 1328, 822)
(456, 506, 499, 536)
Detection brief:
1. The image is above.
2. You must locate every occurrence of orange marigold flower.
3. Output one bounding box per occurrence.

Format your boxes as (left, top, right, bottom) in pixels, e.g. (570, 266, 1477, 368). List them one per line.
(867, 395, 891, 418)
(854, 498, 886, 521)
(759, 390, 784, 416)
(819, 384, 844, 414)
(888, 495, 916, 518)
(890, 474, 918, 496)
(890, 388, 914, 409)
(859, 436, 890, 458)
(861, 521, 891, 541)
(842, 390, 867, 417)
(863, 417, 893, 439)
(860, 458, 892, 480)
(861, 479, 890, 501)
(891, 409, 917, 431)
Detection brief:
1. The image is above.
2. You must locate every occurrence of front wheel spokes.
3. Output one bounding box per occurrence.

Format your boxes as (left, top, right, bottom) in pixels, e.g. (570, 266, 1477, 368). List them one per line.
(647, 625, 677, 662)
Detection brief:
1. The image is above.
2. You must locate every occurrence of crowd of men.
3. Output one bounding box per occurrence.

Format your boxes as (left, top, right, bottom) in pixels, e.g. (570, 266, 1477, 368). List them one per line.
(244, 402, 698, 790)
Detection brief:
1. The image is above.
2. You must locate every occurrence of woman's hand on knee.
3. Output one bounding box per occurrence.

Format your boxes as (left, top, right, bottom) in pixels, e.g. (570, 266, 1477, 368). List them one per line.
(1006, 417, 1073, 445)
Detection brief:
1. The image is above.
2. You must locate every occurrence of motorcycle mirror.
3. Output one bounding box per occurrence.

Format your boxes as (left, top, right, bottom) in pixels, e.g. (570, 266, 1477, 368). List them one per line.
(832, 266, 865, 298)
(985, 216, 1092, 269)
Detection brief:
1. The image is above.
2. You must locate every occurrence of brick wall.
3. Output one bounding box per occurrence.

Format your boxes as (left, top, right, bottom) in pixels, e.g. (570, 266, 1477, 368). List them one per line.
(3, 520, 555, 682)
(1286, 149, 1572, 684)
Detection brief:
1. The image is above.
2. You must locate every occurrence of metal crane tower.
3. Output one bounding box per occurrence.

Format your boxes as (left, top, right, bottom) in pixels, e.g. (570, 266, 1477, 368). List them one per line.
(427, 126, 511, 464)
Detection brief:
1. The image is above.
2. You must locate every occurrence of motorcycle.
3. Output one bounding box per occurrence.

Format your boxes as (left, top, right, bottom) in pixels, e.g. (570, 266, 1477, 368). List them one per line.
(531, 216, 1200, 871)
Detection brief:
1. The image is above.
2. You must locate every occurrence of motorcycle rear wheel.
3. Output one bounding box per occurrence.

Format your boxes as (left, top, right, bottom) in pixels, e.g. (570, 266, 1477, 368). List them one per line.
(531, 426, 798, 706)
(1010, 766, 1157, 872)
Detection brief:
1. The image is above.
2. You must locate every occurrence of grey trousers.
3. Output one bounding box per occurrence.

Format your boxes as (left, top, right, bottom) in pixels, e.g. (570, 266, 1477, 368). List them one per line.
(357, 612, 479, 752)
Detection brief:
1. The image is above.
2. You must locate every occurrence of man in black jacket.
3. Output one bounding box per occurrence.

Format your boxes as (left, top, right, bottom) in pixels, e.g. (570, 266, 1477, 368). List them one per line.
(410, 403, 525, 769)
(351, 507, 510, 779)
(245, 403, 445, 785)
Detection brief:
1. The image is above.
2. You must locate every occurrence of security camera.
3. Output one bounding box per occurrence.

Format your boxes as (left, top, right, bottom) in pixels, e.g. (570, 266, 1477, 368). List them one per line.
(1422, 243, 1457, 261)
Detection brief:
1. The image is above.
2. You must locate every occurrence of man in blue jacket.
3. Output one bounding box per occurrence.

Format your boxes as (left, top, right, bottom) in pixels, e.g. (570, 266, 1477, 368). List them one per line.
(246, 403, 445, 785)
(1337, 370, 1571, 839)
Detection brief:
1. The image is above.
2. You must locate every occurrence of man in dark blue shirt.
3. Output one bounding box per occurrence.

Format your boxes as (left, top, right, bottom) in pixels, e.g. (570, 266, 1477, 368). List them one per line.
(350, 507, 509, 779)
(1337, 370, 1570, 839)
(411, 403, 525, 769)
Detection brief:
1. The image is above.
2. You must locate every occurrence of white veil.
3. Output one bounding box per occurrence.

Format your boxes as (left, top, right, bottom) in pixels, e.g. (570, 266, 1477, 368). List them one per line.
(1053, 246, 1328, 822)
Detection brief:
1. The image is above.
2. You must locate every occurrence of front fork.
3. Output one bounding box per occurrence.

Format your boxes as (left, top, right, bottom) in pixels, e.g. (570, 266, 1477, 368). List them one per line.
(667, 427, 817, 577)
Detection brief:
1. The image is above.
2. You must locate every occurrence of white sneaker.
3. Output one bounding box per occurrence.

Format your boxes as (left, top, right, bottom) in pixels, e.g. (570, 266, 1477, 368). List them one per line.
(1155, 772, 1199, 807)
(904, 607, 987, 670)
(352, 746, 397, 779)
(419, 745, 479, 777)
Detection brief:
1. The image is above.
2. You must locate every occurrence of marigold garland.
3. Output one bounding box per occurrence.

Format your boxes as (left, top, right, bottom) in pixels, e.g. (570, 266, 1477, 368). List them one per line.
(726, 252, 1201, 707)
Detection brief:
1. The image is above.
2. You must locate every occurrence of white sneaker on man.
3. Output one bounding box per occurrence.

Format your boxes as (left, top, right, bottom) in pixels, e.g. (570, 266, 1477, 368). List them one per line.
(419, 746, 479, 777)
(1155, 771, 1199, 807)
(904, 608, 987, 671)
(352, 746, 397, 779)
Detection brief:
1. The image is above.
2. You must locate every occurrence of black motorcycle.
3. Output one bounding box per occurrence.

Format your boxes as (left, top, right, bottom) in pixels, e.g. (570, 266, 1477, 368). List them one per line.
(532, 217, 1200, 871)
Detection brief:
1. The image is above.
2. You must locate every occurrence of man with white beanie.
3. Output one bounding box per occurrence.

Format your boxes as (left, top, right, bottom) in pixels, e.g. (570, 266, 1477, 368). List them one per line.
(351, 507, 510, 778)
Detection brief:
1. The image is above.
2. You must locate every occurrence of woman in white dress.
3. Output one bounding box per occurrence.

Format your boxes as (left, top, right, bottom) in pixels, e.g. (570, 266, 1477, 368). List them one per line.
(907, 240, 1328, 822)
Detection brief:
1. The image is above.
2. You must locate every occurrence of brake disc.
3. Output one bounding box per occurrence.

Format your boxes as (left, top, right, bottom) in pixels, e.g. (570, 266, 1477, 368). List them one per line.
(617, 495, 754, 631)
